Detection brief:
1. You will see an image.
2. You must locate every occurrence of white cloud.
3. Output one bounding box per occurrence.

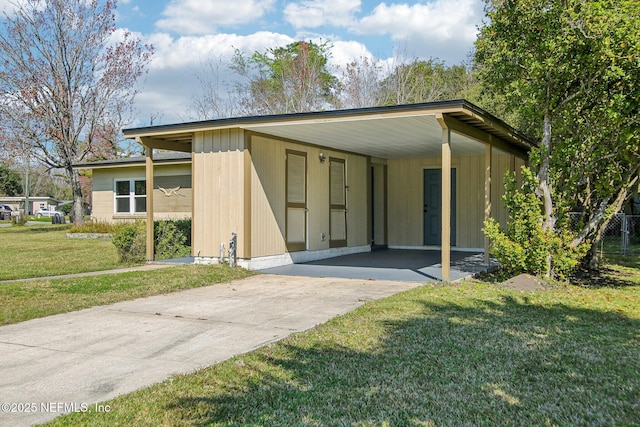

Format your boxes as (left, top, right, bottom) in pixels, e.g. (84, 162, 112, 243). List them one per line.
(156, 0, 276, 35)
(284, 0, 361, 28)
(132, 31, 295, 124)
(353, 0, 482, 61)
(328, 40, 374, 69)
(0, 0, 42, 15)
(146, 31, 294, 70)
(357, 0, 480, 41)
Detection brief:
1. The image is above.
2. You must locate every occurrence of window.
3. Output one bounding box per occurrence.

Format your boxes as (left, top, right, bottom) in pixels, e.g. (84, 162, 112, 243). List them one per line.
(114, 179, 146, 214)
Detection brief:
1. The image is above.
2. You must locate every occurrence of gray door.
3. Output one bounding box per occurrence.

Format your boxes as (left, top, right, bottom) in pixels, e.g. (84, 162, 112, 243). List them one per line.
(423, 169, 456, 246)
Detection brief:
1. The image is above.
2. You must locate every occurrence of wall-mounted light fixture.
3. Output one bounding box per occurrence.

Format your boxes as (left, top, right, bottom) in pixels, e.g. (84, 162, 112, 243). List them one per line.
(319, 153, 326, 163)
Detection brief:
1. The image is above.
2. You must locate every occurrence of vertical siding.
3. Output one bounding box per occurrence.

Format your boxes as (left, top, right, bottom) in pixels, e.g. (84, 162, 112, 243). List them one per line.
(346, 154, 368, 247)
(491, 153, 514, 229)
(250, 135, 287, 257)
(192, 128, 246, 258)
(457, 156, 484, 247)
(388, 156, 490, 249)
(249, 134, 368, 257)
(372, 163, 386, 245)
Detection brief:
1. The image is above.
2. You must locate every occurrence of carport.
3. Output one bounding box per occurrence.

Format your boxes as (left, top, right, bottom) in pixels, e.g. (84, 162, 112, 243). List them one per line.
(123, 100, 534, 281)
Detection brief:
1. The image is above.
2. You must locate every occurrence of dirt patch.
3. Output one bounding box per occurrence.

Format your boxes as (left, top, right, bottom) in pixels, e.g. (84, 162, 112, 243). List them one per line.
(502, 273, 546, 291)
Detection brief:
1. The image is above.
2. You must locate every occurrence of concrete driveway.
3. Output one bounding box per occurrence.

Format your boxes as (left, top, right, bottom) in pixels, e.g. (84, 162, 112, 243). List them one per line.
(0, 274, 421, 426)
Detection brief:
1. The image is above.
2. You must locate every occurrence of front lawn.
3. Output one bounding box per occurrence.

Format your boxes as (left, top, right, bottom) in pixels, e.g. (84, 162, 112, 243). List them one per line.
(0, 264, 254, 325)
(0, 225, 121, 280)
(46, 261, 640, 426)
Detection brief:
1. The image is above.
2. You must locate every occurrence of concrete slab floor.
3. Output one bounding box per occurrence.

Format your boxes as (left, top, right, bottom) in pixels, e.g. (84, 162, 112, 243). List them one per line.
(260, 249, 493, 282)
(0, 274, 421, 426)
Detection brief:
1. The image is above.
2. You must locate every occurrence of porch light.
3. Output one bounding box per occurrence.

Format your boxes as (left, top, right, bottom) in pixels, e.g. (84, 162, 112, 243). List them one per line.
(319, 153, 326, 163)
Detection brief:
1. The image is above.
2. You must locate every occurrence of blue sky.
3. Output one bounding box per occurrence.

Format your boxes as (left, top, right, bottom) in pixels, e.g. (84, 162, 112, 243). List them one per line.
(1, 0, 486, 125)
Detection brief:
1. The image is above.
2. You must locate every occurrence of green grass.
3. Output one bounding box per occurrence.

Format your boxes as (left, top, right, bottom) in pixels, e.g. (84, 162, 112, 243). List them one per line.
(0, 264, 254, 325)
(0, 226, 122, 280)
(46, 262, 640, 426)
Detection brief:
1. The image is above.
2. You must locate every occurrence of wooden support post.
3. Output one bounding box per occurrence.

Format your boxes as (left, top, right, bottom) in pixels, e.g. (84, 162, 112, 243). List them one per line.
(145, 146, 154, 262)
(484, 144, 492, 265)
(441, 127, 451, 282)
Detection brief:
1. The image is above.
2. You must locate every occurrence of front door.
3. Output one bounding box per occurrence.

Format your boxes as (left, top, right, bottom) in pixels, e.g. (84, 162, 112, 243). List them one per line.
(423, 169, 456, 246)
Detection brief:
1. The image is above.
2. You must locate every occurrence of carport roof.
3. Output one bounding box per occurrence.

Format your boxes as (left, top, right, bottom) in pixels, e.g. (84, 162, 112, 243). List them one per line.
(123, 100, 536, 159)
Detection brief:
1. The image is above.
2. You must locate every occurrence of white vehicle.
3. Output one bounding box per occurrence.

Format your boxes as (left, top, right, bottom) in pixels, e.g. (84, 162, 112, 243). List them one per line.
(35, 208, 64, 218)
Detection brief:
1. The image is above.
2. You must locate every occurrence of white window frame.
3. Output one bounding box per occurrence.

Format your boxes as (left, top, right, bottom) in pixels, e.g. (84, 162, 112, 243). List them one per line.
(114, 179, 146, 214)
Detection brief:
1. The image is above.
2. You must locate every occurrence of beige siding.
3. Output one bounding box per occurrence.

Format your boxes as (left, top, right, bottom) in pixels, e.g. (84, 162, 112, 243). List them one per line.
(250, 135, 287, 257)
(387, 154, 514, 249)
(458, 155, 484, 247)
(491, 153, 514, 229)
(346, 154, 368, 247)
(192, 129, 246, 258)
(249, 134, 369, 258)
(372, 163, 386, 245)
(91, 163, 192, 223)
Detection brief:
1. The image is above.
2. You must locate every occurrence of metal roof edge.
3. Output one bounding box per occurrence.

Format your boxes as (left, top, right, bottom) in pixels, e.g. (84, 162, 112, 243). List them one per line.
(122, 99, 537, 150)
(122, 100, 469, 136)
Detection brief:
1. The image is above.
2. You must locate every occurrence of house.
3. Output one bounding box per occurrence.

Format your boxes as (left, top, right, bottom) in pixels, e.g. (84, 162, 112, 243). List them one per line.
(74, 151, 192, 223)
(0, 196, 60, 215)
(119, 100, 534, 281)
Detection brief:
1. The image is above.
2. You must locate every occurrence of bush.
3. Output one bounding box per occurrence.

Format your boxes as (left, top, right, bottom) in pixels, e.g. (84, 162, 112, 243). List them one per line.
(154, 220, 190, 260)
(483, 167, 588, 280)
(111, 218, 192, 263)
(112, 221, 146, 263)
(172, 218, 192, 247)
(59, 203, 72, 215)
(68, 220, 117, 234)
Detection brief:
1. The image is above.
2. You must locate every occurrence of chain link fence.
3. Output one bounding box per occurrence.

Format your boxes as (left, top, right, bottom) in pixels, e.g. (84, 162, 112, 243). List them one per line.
(569, 212, 640, 255)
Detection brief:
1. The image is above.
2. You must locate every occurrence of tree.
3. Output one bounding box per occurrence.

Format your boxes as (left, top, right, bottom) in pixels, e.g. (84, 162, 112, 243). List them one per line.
(232, 41, 340, 115)
(189, 57, 239, 120)
(379, 57, 475, 105)
(0, 0, 153, 225)
(0, 163, 21, 196)
(338, 56, 385, 109)
(475, 0, 640, 275)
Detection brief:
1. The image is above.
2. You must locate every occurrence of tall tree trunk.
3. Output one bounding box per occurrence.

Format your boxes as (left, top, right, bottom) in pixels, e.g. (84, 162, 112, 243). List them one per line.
(536, 111, 556, 278)
(69, 167, 84, 226)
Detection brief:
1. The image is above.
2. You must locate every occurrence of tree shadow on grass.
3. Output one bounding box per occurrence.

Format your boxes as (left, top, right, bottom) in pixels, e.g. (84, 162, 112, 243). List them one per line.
(571, 265, 640, 289)
(168, 294, 640, 426)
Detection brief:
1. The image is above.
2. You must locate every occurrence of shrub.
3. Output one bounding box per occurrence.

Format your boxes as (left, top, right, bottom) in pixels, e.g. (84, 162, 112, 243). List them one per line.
(154, 220, 190, 260)
(111, 218, 192, 263)
(483, 167, 588, 280)
(59, 203, 72, 215)
(68, 220, 117, 234)
(112, 221, 146, 263)
(171, 218, 192, 247)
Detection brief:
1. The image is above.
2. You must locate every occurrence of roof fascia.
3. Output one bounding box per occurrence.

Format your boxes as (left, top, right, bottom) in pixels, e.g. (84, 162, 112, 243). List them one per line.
(122, 101, 470, 138)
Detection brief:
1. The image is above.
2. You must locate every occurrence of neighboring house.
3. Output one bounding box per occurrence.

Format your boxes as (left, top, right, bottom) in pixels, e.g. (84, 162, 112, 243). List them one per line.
(0, 196, 60, 215)
(121, 100, 535, 280)
(73, 152, 192, 223)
